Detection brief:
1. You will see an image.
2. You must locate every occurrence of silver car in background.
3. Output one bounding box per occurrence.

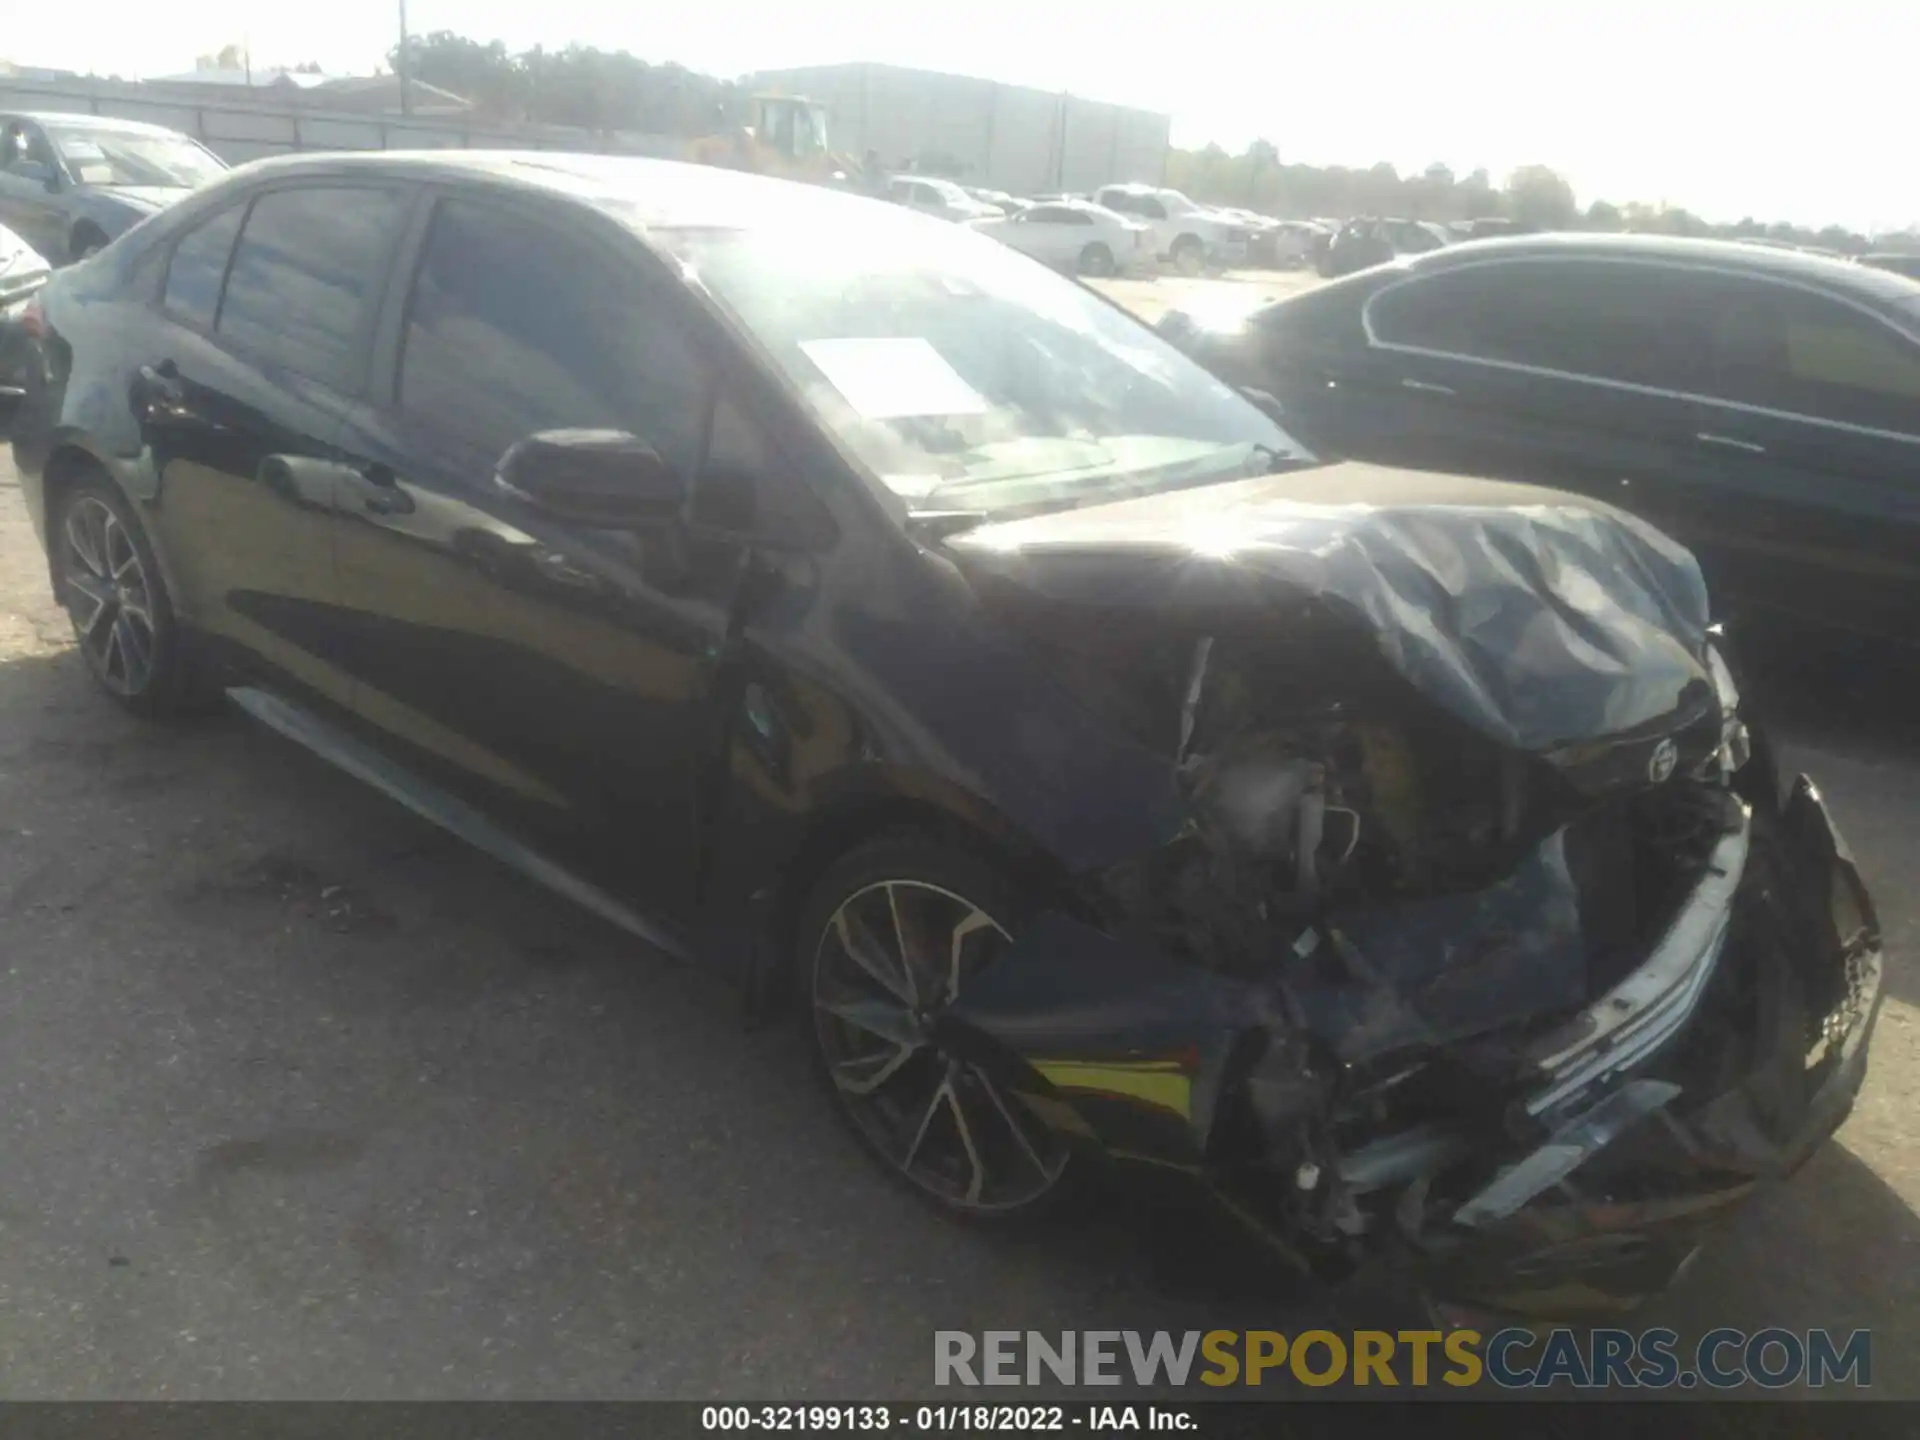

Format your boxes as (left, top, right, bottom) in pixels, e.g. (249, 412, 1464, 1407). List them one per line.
(0, 111, 228, 264)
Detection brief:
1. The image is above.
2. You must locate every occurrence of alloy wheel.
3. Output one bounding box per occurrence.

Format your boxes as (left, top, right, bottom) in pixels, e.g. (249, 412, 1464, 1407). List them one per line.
(812, 880, 1068, 1213)
(61, 495, 158, 696)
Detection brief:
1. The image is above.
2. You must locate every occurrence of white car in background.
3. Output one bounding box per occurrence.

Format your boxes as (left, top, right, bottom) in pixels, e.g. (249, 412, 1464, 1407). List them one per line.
(1, 218, 52, 396)
(964, 186, 1027, 216)
(969, 198, 1148, 276)
(886, 175, 1001, 222)
(1092, 183, 1251, 273)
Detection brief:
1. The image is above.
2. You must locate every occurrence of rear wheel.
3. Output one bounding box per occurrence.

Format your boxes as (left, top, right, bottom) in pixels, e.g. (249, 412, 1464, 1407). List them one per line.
(1077, 242, 1116, 277)
(1171, 235, 1205, 275)
(71, 226, 107, 262)
(53, 478, 206, 717)
(800, 834, 1072, 1219)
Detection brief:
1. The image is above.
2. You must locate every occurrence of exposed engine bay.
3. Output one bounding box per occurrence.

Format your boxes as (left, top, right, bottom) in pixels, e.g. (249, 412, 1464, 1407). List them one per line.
(939, 473, 1883, 1314)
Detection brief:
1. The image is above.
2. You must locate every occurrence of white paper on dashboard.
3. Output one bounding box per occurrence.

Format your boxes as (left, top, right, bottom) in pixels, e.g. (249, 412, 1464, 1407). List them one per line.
(799, 338, 989, 421)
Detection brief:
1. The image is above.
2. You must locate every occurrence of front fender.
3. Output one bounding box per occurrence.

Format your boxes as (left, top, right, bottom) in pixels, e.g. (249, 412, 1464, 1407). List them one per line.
(940, 911, 1287, 1168)
(72, 196, 152, 245)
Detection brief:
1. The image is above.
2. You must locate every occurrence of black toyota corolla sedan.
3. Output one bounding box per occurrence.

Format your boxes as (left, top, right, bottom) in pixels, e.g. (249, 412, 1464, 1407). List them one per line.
(9, 153, 1882, 1316)
(1157, 234, 1920, 648)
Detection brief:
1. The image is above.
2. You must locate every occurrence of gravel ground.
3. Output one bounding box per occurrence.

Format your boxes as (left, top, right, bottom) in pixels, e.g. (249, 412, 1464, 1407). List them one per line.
(1, 283, 1916, 1397)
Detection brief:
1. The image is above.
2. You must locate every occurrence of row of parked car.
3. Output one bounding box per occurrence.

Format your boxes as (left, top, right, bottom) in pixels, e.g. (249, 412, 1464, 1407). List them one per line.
(883, 174, 1341, 276)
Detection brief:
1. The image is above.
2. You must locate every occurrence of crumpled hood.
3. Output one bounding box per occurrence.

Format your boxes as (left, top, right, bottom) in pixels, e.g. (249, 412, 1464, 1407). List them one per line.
(945, 461, 1713, 753)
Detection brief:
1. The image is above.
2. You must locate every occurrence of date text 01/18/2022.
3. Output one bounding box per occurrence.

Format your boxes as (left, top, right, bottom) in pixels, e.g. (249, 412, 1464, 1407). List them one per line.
(700, 1406, 1195, 1431)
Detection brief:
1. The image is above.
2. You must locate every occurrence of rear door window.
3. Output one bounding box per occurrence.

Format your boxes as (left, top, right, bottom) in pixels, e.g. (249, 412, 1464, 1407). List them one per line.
(1369, 260, 1712, 391)
(215, 185, 407, 392)
(161, 204, 245, 330)
(1701, 279, 1920, 435)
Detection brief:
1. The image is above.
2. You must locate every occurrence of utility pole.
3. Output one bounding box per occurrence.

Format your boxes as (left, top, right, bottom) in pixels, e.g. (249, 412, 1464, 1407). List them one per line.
(397, 0, 413, 115)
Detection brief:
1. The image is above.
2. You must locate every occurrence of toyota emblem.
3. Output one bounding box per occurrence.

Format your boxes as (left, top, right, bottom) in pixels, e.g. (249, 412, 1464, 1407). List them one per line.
(1647, 738, 1679, 784)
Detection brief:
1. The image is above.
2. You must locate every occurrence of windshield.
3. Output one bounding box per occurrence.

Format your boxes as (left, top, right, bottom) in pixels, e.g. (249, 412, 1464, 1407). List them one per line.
(46, 124, 227, 189)
(667, 213, 1307, 516)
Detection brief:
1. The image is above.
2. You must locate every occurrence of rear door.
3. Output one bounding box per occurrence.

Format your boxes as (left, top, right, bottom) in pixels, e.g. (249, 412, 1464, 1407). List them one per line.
(1352, 258, 1713, 519)
(1682, 276, 1920, 637)
(137, 181, 410, 709)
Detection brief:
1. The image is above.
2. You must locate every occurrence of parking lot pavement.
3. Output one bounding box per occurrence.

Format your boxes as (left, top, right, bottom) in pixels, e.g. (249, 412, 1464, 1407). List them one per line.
(2, 317, 1917, 1396)
(1091, 269, 1323, 325)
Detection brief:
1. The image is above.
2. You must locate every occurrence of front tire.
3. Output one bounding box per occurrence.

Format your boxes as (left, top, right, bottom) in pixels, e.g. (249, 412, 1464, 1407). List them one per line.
(71, 227, 107, 263)
(799, 833, 1073, 1219)
(53, 477, 205, 717)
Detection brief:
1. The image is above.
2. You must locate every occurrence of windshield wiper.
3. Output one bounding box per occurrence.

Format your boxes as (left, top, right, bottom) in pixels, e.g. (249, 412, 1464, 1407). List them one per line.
(1249, 441, 1313, 474)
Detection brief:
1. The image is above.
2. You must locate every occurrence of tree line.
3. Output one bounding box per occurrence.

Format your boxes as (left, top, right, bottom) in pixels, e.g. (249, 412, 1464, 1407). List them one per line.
(393, 32, 744, 137)
(392, 32, 1908, 252)
(1165, 142, 1892, 253)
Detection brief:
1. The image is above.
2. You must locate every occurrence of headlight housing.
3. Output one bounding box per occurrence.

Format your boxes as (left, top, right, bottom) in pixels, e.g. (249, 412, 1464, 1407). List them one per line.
(1706, 642, 1751, 779)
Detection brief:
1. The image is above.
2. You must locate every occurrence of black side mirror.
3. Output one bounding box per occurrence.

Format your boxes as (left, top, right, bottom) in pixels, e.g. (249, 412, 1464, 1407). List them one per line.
(494, 429, 686, 528)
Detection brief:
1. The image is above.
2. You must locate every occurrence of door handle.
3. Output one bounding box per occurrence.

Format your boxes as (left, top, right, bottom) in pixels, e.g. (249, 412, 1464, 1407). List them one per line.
(1401, 377, 1457, 396)
(133, 360, 185, 413)
(140, 360, 182, 396)
(1696, 432, 1767, 455)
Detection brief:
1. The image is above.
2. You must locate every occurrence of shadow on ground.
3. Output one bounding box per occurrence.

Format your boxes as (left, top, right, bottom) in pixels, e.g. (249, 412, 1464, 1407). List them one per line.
(1, 633, 1915, 1396)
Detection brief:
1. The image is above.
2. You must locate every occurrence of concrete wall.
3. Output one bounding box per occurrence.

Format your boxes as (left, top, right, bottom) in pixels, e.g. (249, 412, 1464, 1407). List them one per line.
(747, 62, 1168, 195)
(0, 76, 681, 165)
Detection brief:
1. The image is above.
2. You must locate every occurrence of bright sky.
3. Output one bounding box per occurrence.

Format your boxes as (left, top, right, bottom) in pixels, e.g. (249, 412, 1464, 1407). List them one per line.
(10, 1, 1917, 233)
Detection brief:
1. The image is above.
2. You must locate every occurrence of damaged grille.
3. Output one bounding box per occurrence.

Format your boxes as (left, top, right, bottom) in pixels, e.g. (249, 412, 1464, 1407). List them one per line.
(1101, 629, 1738, 1104)
(1524, 799, 1749, 1119)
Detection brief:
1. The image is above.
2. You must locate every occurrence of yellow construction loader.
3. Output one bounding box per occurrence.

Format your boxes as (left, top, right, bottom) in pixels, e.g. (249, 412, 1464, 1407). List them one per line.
(686, 94, 865, 188)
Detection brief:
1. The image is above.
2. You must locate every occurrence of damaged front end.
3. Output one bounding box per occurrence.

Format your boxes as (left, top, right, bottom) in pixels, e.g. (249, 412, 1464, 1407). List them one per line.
(941, 471, 1883, 1314)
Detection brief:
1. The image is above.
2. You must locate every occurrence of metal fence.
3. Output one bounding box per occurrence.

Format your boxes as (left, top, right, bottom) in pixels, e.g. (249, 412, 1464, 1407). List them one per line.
(0, 75, 683, 165)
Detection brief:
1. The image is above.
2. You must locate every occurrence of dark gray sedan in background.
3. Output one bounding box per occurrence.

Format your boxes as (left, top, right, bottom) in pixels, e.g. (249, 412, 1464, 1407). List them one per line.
(0, 111, 227, 265)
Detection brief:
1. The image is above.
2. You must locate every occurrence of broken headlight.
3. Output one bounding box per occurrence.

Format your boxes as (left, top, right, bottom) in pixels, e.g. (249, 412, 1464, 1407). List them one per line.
(1705, 641, 1750, 780)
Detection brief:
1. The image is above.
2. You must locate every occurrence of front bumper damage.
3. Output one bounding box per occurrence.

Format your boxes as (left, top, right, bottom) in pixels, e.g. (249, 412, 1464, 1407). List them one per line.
(944, 773, 1882, 1315)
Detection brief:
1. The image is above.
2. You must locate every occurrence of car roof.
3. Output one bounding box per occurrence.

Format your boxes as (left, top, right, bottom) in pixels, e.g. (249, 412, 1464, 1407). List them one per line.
(11, 110, 191, 138)
(203, 149, 945, 233)
(1401, 230, 1920, 308)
